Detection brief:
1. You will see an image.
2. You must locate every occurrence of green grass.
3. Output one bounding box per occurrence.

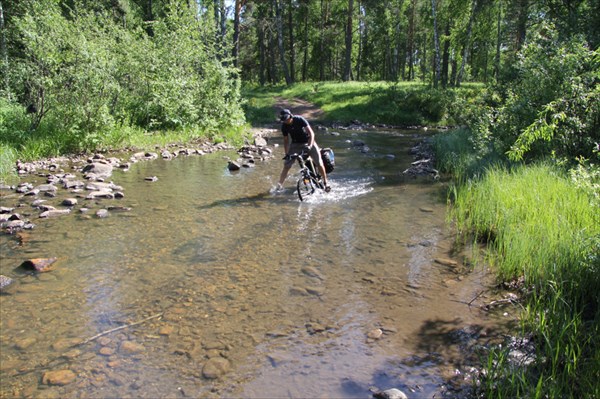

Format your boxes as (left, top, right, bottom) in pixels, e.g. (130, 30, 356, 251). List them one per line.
(0, 105, 250, 181)
(242, 81, 484, 126)
(450, 163, 600, 398)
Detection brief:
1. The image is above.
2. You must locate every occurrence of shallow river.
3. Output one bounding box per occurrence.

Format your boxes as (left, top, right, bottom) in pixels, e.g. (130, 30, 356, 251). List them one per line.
(0, 129, 509, 398)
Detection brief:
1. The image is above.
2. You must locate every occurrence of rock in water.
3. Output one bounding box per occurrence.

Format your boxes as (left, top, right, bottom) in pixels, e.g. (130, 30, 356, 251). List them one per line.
(373, 388, 408, 399)
(19, 258, 57, 272)
(0, 275, 14, 291)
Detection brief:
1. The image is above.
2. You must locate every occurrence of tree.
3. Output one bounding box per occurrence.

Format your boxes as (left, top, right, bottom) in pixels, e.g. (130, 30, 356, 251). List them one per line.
(343, 0, 354, 81)
(232, 0, 247, 68)
(456, 0, 477, 86)
(0, 0, 7, 94)
(431, 0, 441, 87)
(274, 0, 291, 84)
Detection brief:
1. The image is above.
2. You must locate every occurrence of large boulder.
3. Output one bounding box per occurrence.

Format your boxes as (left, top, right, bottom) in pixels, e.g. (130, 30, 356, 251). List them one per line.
(82, 162, 113, 179)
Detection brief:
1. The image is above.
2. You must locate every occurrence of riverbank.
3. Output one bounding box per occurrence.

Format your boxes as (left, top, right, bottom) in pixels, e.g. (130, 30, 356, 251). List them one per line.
(434, 129, 600, 398)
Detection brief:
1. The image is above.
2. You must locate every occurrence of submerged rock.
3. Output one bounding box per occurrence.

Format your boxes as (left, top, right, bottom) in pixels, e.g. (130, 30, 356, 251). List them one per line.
(372, 388, 408, 399)
(42, 369, 77, 386)
(227, 161, 241, 171)
(19, 257, 57, 272)
(202, 357, 230, 379)
(0, 275, 14, 291)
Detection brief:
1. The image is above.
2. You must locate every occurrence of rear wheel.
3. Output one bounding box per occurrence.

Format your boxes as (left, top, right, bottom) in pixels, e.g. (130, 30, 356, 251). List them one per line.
(297, 176, 319, 201)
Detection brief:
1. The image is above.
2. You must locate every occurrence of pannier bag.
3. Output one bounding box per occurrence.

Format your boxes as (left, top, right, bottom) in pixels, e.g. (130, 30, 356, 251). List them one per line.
(321, 148, 335, 173)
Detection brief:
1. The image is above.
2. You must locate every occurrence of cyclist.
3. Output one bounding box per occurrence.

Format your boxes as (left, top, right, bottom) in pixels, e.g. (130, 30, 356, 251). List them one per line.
(276, 109, 331, 192)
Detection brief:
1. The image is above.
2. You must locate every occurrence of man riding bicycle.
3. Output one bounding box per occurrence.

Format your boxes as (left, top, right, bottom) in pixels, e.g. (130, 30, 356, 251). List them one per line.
(276, 109, 331, 192)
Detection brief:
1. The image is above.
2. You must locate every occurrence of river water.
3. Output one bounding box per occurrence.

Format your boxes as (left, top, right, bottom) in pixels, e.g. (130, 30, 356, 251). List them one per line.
(0, 129, 510, 398)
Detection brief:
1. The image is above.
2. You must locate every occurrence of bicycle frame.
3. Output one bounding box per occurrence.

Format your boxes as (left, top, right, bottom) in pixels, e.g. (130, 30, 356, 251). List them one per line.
(289, 150, 324, 201)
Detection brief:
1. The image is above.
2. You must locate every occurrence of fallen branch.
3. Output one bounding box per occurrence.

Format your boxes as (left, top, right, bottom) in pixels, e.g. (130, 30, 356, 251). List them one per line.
(468, 290, 485, 307)
(76, 313, 163, 347)
(13, 313, 163, 377)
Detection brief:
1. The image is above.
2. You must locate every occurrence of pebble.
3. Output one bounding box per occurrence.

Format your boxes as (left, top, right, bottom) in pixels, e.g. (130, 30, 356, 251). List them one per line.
(367, 328, 383, 340)
(119, 341, 144, 354)
(159, 325, 175, 336)
(99, 347, 115, 356)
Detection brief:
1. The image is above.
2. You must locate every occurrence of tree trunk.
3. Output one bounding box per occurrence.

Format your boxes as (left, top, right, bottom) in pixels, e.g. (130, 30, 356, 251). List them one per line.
(356, 0, 363, 81)
(441, 21, 450, 88)
(274, 0, 292, 84)
(232, 0, 244, 68)
(257, 14, 266, 85)
(145, 0, 154, 36)
(431, 0, 441, 88)
(407, 0, 417, 80)
(319, 0, 326, 80)
(0, 0, 7, 95)
(457, 0, 477, 87)
(515, 0, 528, 51)
(495, 0, 502, 81)
(302, 0, 309, 81)
(343, 0, 354, 81)
(219, 0, 228, 61)
(392, 1, 404, 81)
(287, 0, 295, 82)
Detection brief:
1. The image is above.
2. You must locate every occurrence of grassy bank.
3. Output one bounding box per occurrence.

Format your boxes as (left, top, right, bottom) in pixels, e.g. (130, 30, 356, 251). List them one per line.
(242, 81, 483, 126)
(435, 130, 600, 398)
(0, 97, 248, 182)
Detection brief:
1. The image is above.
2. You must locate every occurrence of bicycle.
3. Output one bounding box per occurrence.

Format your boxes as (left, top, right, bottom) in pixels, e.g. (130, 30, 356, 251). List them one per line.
(286, 150, 325, 201)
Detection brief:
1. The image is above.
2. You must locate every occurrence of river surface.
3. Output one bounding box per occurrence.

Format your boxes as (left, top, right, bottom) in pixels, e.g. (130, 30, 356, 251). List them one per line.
(0, 129, 510, 398)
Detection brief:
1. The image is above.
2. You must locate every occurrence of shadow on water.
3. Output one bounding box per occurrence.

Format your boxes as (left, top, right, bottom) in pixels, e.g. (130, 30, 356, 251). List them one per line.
(197, 189, 286, 210)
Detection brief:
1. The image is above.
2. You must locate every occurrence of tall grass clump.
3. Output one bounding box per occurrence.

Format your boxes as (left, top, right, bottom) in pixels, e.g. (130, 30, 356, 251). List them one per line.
(0, 144, 17, 181)
(432, 128, 507, 182)
(452, 163, 600, 398)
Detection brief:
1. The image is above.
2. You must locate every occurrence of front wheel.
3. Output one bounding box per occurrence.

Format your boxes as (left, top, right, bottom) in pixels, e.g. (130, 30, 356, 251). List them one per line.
(297, 175, 319, 201)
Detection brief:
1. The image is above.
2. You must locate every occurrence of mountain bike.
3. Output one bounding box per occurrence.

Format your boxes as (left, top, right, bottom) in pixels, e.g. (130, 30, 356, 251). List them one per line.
(287, 150, 325, 201)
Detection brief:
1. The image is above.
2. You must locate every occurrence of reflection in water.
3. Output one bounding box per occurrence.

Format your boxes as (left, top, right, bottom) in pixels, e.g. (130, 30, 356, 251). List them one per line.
(0, 130, 508, 398)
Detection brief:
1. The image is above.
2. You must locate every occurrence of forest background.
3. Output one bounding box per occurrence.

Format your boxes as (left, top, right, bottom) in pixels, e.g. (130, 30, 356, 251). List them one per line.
(1, 0, 599, 397)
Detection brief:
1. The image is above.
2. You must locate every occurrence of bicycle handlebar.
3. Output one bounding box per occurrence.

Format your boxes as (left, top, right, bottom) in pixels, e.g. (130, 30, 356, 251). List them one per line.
(283, 149, 310, 161)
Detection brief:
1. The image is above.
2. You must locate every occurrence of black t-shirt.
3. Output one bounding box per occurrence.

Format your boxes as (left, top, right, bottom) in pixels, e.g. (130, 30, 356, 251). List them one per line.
(282, 116, 310, 143)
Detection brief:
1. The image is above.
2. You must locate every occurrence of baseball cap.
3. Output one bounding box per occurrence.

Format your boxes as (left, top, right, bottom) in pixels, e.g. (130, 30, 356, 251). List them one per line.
(279, 109, 292, 121)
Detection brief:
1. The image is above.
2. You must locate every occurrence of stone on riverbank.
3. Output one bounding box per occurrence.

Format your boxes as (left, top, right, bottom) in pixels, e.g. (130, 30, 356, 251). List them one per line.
(39, 209, 71, 218)
(82, 162, 113, 180)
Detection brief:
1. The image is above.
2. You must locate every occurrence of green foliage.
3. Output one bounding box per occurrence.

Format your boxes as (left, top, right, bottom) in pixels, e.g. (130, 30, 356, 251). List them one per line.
(0, 143, 17, 181)
(464, 23, 600, 163)
(432, 127, 507, 182)
(0, 97, 29, 148)
(1, 0, 246, 169)
(451, 163, 600, 398)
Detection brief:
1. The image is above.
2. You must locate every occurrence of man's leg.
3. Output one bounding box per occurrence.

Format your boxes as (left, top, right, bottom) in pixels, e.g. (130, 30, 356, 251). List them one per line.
(309, 145, 330, 190)
(278, 163, 292, 187)
(318, 164, 330, 190)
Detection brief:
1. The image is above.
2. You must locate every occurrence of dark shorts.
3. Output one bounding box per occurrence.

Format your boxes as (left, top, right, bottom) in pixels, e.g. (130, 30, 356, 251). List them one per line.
(284, 143, 324, 168)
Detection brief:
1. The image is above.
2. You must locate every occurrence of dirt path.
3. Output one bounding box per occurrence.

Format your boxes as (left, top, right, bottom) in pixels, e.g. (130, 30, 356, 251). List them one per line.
(273, 97, 325, 122)
(250, 97, 325, 139)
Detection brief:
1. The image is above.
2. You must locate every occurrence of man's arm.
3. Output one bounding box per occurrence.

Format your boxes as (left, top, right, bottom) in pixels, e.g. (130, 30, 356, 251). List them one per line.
(306, 124, 315, 148)
(283, 135, 289, 154)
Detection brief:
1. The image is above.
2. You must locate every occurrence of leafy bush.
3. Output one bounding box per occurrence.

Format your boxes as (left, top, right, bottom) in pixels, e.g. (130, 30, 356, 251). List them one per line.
(0, 97, 29, 147)
(462, 23, 599, 163)
(3, 0, 246, 164)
